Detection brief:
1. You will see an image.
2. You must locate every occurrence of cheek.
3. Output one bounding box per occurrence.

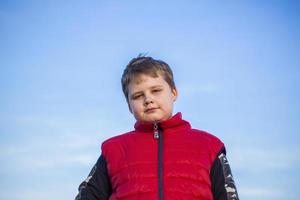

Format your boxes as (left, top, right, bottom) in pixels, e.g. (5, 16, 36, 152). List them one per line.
(160, 99, 172, 110)
(131, 106, 144, 121)
(163, 96, 176, 111)
(129, 101, 141, 114)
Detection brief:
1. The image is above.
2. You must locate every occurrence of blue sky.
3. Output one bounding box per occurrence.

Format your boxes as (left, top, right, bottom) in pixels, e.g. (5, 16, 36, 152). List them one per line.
(1, 1, 300, 199)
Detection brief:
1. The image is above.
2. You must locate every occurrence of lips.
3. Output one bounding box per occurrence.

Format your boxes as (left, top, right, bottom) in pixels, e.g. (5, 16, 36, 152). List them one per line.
(145, 107, 158, 113)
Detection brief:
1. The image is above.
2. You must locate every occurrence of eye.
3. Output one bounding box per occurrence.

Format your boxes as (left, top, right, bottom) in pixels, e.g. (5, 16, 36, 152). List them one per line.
(132, 94, 143, 100)
(152, 88, 162, 93)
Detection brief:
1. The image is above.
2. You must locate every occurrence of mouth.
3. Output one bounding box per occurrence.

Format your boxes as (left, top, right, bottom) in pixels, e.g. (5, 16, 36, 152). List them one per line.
(145, 107, 158, 113)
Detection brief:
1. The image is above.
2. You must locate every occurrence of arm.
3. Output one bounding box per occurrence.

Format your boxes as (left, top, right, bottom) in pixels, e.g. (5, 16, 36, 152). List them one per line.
(75, 155, 112, 200)
(210, 148, 239, 200)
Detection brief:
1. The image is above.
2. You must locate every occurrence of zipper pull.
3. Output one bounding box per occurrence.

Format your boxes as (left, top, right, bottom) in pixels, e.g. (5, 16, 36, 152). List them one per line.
(153, 122, 159, 139)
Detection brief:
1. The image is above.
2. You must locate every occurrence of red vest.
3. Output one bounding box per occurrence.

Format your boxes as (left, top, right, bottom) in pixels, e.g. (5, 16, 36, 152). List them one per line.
(102, 113, 224, 200)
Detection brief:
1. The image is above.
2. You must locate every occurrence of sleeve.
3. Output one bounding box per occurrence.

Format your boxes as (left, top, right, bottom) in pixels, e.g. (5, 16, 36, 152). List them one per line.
(75, 155, 112, 200)
(210, 147, 239, 200)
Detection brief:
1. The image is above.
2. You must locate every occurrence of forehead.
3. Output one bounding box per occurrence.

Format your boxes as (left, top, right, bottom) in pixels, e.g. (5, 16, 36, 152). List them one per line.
(128, 74, 167, 91)
(131, 73, 159, 84)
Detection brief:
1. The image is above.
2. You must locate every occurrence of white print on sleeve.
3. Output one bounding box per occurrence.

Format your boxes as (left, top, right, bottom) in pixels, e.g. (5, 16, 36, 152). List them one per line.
(218, 153, 239, 200)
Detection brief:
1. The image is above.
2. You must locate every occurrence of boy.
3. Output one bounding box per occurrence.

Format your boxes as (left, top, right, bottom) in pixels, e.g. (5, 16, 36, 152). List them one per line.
(75, 56, 239, 200)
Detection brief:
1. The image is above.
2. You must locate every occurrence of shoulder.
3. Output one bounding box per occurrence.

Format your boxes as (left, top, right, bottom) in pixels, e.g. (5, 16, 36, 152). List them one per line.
(102, 131, 134, 148)
(190, 129, 225, 159)
(190, 129, 223, 144)
(101, 130, 142, 156)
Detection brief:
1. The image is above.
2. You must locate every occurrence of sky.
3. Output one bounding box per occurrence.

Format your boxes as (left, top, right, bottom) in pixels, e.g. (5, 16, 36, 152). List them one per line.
(1, 1, 300, 199)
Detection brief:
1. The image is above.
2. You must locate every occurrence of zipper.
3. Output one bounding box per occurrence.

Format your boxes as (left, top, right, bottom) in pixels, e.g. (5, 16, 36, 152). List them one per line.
(154, 122, 163, 200)
(153, 123, 159, 139)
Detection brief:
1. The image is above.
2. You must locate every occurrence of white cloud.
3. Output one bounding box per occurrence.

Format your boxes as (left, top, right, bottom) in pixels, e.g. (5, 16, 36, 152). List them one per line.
(229, 146, 300, 172)
(239, 187, 283, 199)
(20, 152, 96, 169)
(0, 131, 101, 172)
(0, 185, 75, 200)
(178, 82, 220, 96)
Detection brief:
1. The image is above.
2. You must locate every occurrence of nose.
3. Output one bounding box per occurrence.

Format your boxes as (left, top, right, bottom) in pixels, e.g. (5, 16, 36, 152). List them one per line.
(144, 96, 154, 106)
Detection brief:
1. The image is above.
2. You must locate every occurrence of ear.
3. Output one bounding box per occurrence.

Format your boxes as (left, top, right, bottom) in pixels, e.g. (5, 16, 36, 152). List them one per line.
(127, 101, 133, 113)
(171, 88, 178, 102)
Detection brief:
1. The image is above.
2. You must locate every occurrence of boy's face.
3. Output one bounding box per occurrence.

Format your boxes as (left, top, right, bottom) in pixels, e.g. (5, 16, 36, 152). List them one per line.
(127, 74, 177, 123)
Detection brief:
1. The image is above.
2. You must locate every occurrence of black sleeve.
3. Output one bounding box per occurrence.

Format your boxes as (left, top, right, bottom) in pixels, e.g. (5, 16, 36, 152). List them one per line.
(75, 155, 112, 200)
(210, 148, 239, 200)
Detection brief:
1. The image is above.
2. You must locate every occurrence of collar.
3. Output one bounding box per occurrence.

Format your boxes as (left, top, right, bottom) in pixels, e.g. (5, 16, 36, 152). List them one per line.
(134, 112, 191, 132)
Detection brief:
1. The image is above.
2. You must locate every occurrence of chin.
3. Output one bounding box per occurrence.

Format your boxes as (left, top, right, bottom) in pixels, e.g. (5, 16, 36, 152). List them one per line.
(142, 118, 158, 123)
(139, 112, 170, 123)
(147, 116, 166, 123)
(141, 115, 162, 123)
